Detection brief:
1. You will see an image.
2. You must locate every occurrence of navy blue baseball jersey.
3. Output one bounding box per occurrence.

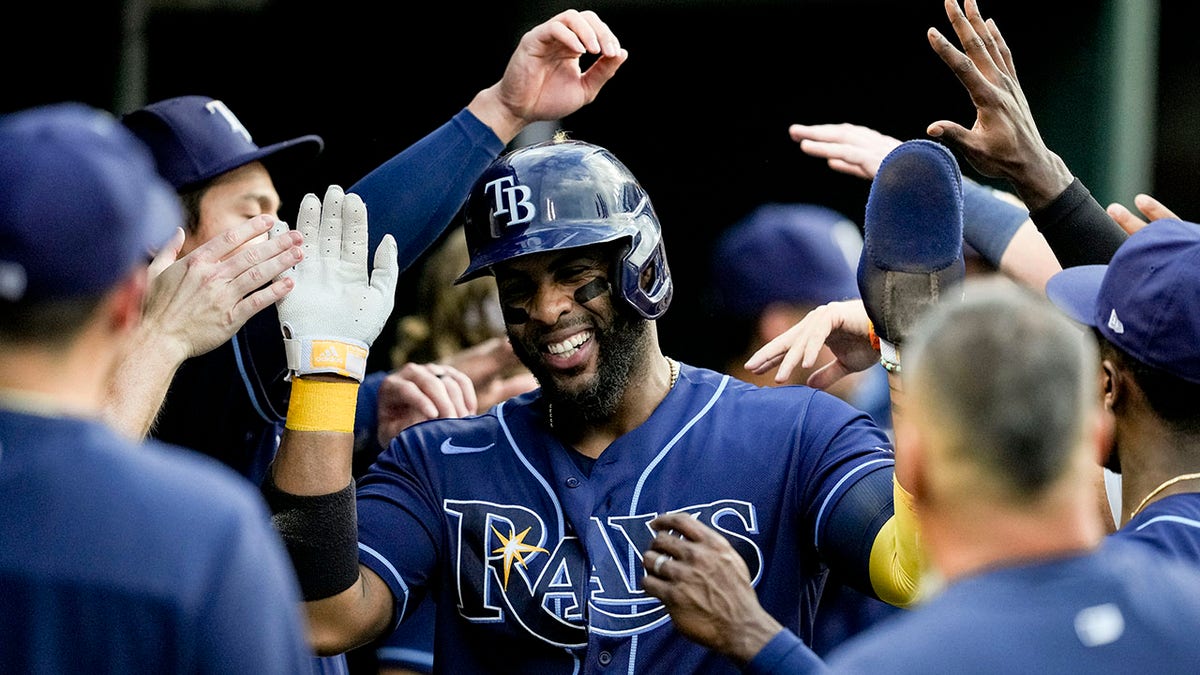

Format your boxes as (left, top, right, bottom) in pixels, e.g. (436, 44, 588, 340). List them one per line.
(356, 363, 899, 673)
(1111, 492, 1200, 563)
(810, 542, 1200, 674)
(0, 407, 313, 674)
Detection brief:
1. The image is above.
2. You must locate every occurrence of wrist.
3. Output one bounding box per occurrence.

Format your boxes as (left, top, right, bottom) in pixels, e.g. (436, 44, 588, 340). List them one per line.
(724, 614, 785, 667)
(467, 85, 525, 145)
(1012, 152, 1074, 212)
(129, 321, 192, 368)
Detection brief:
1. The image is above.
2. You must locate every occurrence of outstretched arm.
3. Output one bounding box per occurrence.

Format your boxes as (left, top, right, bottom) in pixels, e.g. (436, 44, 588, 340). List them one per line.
(789, 121, 1061, 290)
(352, 9, 627, 274)
(263, 186, 401, 654)
(103, 216, 302, 438)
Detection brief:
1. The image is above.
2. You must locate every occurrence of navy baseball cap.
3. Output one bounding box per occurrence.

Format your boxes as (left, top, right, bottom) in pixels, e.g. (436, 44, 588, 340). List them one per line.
(0, 102, 183, 302)
(120, 95, 323, 191)
(1045, 218, 1200, 384)
(712, 203, 862, 317)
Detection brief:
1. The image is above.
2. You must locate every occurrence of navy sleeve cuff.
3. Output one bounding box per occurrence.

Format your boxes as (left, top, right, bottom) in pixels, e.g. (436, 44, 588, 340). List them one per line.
(744, 630, 828, 674)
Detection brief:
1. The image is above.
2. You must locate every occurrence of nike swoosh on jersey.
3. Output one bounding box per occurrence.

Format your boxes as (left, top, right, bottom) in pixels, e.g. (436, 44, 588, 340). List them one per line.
(440, 438, 495, 455)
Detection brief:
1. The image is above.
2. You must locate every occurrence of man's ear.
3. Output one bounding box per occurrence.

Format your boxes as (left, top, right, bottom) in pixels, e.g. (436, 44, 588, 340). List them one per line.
(1100, 359, 1120, 412)
(108, 267, 149, 334)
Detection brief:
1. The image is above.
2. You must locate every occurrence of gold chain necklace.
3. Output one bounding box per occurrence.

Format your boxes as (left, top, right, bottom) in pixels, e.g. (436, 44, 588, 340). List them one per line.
(548, 358, 678, 430)
(1130, 472, 1200, 519)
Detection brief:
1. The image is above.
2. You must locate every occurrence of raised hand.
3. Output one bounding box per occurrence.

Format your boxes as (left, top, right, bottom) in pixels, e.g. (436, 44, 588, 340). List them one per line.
(105, 215, 303, 439)
(788, 122, 902, 180)
(744, 299, 878, 390)
(276, 185, 398, 382)
(468, 9, 627, 143)
(925, 0, 1073, 211)
(143, 216, 302, 360)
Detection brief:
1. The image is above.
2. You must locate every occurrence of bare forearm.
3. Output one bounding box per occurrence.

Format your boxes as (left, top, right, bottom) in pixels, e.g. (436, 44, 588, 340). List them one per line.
(101, 329, 188, 439)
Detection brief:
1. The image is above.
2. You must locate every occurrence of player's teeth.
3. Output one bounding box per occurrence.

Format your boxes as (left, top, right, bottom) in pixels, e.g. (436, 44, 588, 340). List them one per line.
(547, 331, 591, 355)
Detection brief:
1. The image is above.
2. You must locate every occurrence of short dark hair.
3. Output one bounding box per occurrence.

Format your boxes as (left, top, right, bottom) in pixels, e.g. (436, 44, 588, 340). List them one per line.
(177, 179, 212, 235)
(1097, 332, 1200, 435)
(906, 278, 1097, 499)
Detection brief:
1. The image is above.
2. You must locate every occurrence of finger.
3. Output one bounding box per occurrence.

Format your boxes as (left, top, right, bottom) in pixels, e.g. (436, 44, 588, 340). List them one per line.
(986, 18, 1017, 78)
(578, 9, 621, 56)
(341, 191, 368, 275)
(807, 360, 852, 391)
(1133, 193, 1178, 222)
(438, 366, 478, 417)
(945, 0, 998, 75)
(543, 14, 589, 54)
(963, 0, 1002, 68)
(148, 227, 185, 280)
(774, 338, 811, 383)
(826, 158, 872, 180)
(229, 276, 297, 327)
(643, 549, 677, 579)
(556, 8, 601, 53)
(188, 215, 272, 266)
(270, 220, 299, 283)
(295, 192, 323, 258)
(1106, 202, 1147, 236)
(580, 49, 628, 100)
(392, 377, 441, 420)
(925, 118, 972, 147)
(402, 365, 469, 419)
(228, 234, 305, 298)
(650, 511, 720, 546)
(318, 185, 346, 259)
(926, 26, 992, 111)
(371, 234, 401, 300)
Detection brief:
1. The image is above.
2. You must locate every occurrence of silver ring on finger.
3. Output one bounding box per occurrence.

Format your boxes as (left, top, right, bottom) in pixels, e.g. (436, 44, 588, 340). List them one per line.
(652, 553, 671, 576)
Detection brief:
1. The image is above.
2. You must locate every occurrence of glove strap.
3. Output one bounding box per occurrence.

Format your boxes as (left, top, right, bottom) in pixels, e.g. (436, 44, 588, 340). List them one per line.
(879, 338, 902, 374)
(284, 336, 369, 382)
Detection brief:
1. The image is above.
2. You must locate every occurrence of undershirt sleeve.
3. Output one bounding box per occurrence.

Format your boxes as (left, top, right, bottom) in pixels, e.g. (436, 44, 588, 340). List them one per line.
(349, 108, 506, 274)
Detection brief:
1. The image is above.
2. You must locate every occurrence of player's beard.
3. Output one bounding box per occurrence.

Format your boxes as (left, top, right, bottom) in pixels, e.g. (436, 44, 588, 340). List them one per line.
(508, 305, 651, 425)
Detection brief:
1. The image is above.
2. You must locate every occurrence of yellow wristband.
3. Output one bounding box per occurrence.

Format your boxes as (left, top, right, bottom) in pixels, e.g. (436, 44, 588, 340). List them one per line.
(285, 378, 359, 433)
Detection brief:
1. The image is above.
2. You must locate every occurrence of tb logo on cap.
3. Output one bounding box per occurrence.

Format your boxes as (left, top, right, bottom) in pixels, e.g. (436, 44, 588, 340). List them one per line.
(484, 176, 535, 235)
(204, 100, 253, 144)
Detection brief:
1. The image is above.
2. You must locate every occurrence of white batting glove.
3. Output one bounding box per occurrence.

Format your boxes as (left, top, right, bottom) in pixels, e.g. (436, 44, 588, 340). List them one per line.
(274, 185, 398, 382)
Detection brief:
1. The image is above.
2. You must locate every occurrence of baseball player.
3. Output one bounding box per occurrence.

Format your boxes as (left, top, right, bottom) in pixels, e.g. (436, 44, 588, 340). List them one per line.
(1046, 220, 1200, 561)
(260, 134, 939, 673)
(645, 278, 1200, 674)
(121, 8, 627, 487)
(0, 103, 313, 673)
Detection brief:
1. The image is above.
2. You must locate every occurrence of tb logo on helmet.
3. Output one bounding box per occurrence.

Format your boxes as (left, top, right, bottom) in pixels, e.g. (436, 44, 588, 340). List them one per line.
(484, 176, 536, 234)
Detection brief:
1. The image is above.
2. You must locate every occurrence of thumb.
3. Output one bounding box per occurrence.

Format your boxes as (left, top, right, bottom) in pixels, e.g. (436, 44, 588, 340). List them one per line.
(925, 120, 969, 144)
(147, 227, 185, 281)
(807, 360, 851, 391)
(371, 234, 400, 298)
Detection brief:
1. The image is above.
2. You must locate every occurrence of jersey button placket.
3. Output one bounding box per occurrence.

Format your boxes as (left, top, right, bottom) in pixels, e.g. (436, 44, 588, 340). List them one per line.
(566, 476, 581, 488)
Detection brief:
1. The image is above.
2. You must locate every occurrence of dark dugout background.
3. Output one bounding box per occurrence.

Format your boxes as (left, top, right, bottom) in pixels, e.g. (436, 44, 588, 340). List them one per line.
(6, 0, 1196, 373)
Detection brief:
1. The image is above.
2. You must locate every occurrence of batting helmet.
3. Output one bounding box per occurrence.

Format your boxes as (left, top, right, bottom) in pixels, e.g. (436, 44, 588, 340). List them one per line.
(455, 138, 673, 320)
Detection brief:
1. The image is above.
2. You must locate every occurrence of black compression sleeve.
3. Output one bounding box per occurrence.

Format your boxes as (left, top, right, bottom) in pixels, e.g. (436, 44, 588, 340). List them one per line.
(1029, 177, 1128, 267)
(262, 474, 360, 601)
